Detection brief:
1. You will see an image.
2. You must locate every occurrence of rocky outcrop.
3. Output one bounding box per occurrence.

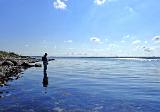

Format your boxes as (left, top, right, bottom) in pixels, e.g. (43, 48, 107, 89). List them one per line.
(0, 58, 43, 68)
(0, 57, 43, 86)
(0, 66, 22, 86)
(35, 63, 42, 67)
(2, 61, 14, 66)
(0, 55, 55, 86)
(21, 62, 35, 68)
(4, 59, 18, 66)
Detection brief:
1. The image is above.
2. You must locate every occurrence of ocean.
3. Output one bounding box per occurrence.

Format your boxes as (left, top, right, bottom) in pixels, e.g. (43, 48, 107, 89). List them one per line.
(0, 58, 160, 112)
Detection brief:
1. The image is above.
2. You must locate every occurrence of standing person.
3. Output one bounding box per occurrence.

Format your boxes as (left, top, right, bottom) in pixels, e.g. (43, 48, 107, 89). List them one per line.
(42, 53, 48, 71)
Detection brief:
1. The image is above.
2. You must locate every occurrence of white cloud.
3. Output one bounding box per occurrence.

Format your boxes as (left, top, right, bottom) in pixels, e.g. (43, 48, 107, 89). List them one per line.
(126, 6, 135, 14)
(152, 36, 160, 43)
(94, 0, 106, 5)
(142, 46, 153, 52)
(144, 41, 148, 44)
(120, 35, 131, 43)
(90, 37, 102, 43)
(132, 40, 141, 45)
(94, 0, 117, 6)
(53, 0, 67, 10)
(135, 45, 142, 49)
(64, 40, 73, 43)
(122, 35, 130, 39)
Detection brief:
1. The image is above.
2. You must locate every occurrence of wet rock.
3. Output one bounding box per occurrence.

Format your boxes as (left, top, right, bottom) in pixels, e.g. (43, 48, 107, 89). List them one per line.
(35, 63, 42, 67)
(29, 60, 36, 63)
(0, 72, 3, 76)
(2, 61, 14, 66)
(10, 60, 18, 66)
(5, 59, 18, 66)
(0, 56, 42, 86)
(10, 66, 22, 74)
(21, 62, 34, 68)
(16, 60, 24, 66)
(0, 61, 2, 66)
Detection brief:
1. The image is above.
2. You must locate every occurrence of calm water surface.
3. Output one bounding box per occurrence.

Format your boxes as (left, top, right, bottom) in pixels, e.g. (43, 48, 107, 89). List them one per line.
(0, 58, 160, 112)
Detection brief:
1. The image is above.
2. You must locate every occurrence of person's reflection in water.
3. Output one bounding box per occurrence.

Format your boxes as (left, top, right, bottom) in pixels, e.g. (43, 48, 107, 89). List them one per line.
(43, 69, 48, 94)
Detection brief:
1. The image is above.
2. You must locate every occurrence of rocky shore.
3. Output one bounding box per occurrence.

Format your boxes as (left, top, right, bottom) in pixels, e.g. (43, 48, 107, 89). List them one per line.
(0, 52, 44, 86)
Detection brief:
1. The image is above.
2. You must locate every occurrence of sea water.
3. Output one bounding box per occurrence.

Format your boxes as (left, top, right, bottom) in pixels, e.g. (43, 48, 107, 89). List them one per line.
(0, 58, 160, 112)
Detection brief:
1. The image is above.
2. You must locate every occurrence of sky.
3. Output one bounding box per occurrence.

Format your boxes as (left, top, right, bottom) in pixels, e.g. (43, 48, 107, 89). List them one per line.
(0, 0, 160, 56)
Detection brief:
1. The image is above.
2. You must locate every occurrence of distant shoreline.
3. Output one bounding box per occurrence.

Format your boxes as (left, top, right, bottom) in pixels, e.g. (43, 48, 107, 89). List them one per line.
(31, 56, 160, 59)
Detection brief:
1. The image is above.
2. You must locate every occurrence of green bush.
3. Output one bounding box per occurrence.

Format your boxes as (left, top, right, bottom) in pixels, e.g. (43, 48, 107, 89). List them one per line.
(0, 51, 20, 58)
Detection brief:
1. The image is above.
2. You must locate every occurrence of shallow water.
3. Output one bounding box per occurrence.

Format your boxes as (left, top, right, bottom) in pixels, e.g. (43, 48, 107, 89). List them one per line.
(0, 58, 160, 112)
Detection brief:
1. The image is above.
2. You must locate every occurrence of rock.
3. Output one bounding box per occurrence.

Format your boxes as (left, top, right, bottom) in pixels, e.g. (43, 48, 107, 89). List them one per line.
(0, 61, 2, 66)
(29, 60, 36, 63)
(0, 72, 3, 76)
(7, 59, 18, 66)
(21, 62, 34, 68)
(16, 61, 22, 66)
(2, 61, 14, 66)
(35, 63, 42, 67)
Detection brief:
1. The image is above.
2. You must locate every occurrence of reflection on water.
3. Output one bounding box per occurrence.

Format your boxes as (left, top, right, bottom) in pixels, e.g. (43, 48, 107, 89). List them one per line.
(0, 58, 160, 112)
(42, 69, 48, 94)
(43, 70, 48, 88)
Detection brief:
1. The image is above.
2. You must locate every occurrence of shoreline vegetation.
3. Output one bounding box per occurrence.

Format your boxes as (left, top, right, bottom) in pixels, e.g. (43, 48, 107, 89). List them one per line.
(0, 51, 43, 86)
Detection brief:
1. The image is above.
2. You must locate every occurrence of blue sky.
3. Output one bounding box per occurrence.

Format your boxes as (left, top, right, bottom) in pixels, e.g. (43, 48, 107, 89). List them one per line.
(0, 0, 160, 56)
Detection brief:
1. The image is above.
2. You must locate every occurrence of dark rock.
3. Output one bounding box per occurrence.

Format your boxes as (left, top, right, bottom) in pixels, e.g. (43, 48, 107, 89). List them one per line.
(29, 60, 36, 63)
(7, 59, 18, 66)
(0, 56, 43, 86)
(2, 61, 14, 66)
(35, 59, 40, 62)
(35, 63, 42, 67)
(10, 66, 22, 74)
(21, 62, 34, 68)
(12, 60, 18, 66)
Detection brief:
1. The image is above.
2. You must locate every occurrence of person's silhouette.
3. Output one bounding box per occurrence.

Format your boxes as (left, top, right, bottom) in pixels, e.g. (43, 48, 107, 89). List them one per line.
(43, 70, 48, 93)
(42, 53, 48, 71)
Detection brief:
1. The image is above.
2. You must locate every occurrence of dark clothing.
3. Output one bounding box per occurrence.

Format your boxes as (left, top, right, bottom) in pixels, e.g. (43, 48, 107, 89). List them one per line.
(42, 56, 47, 62)
(42, 56, 48, 71)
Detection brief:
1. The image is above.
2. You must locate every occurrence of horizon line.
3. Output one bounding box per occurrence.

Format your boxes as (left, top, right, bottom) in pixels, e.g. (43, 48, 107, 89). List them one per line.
(30, 56, 160, 59)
